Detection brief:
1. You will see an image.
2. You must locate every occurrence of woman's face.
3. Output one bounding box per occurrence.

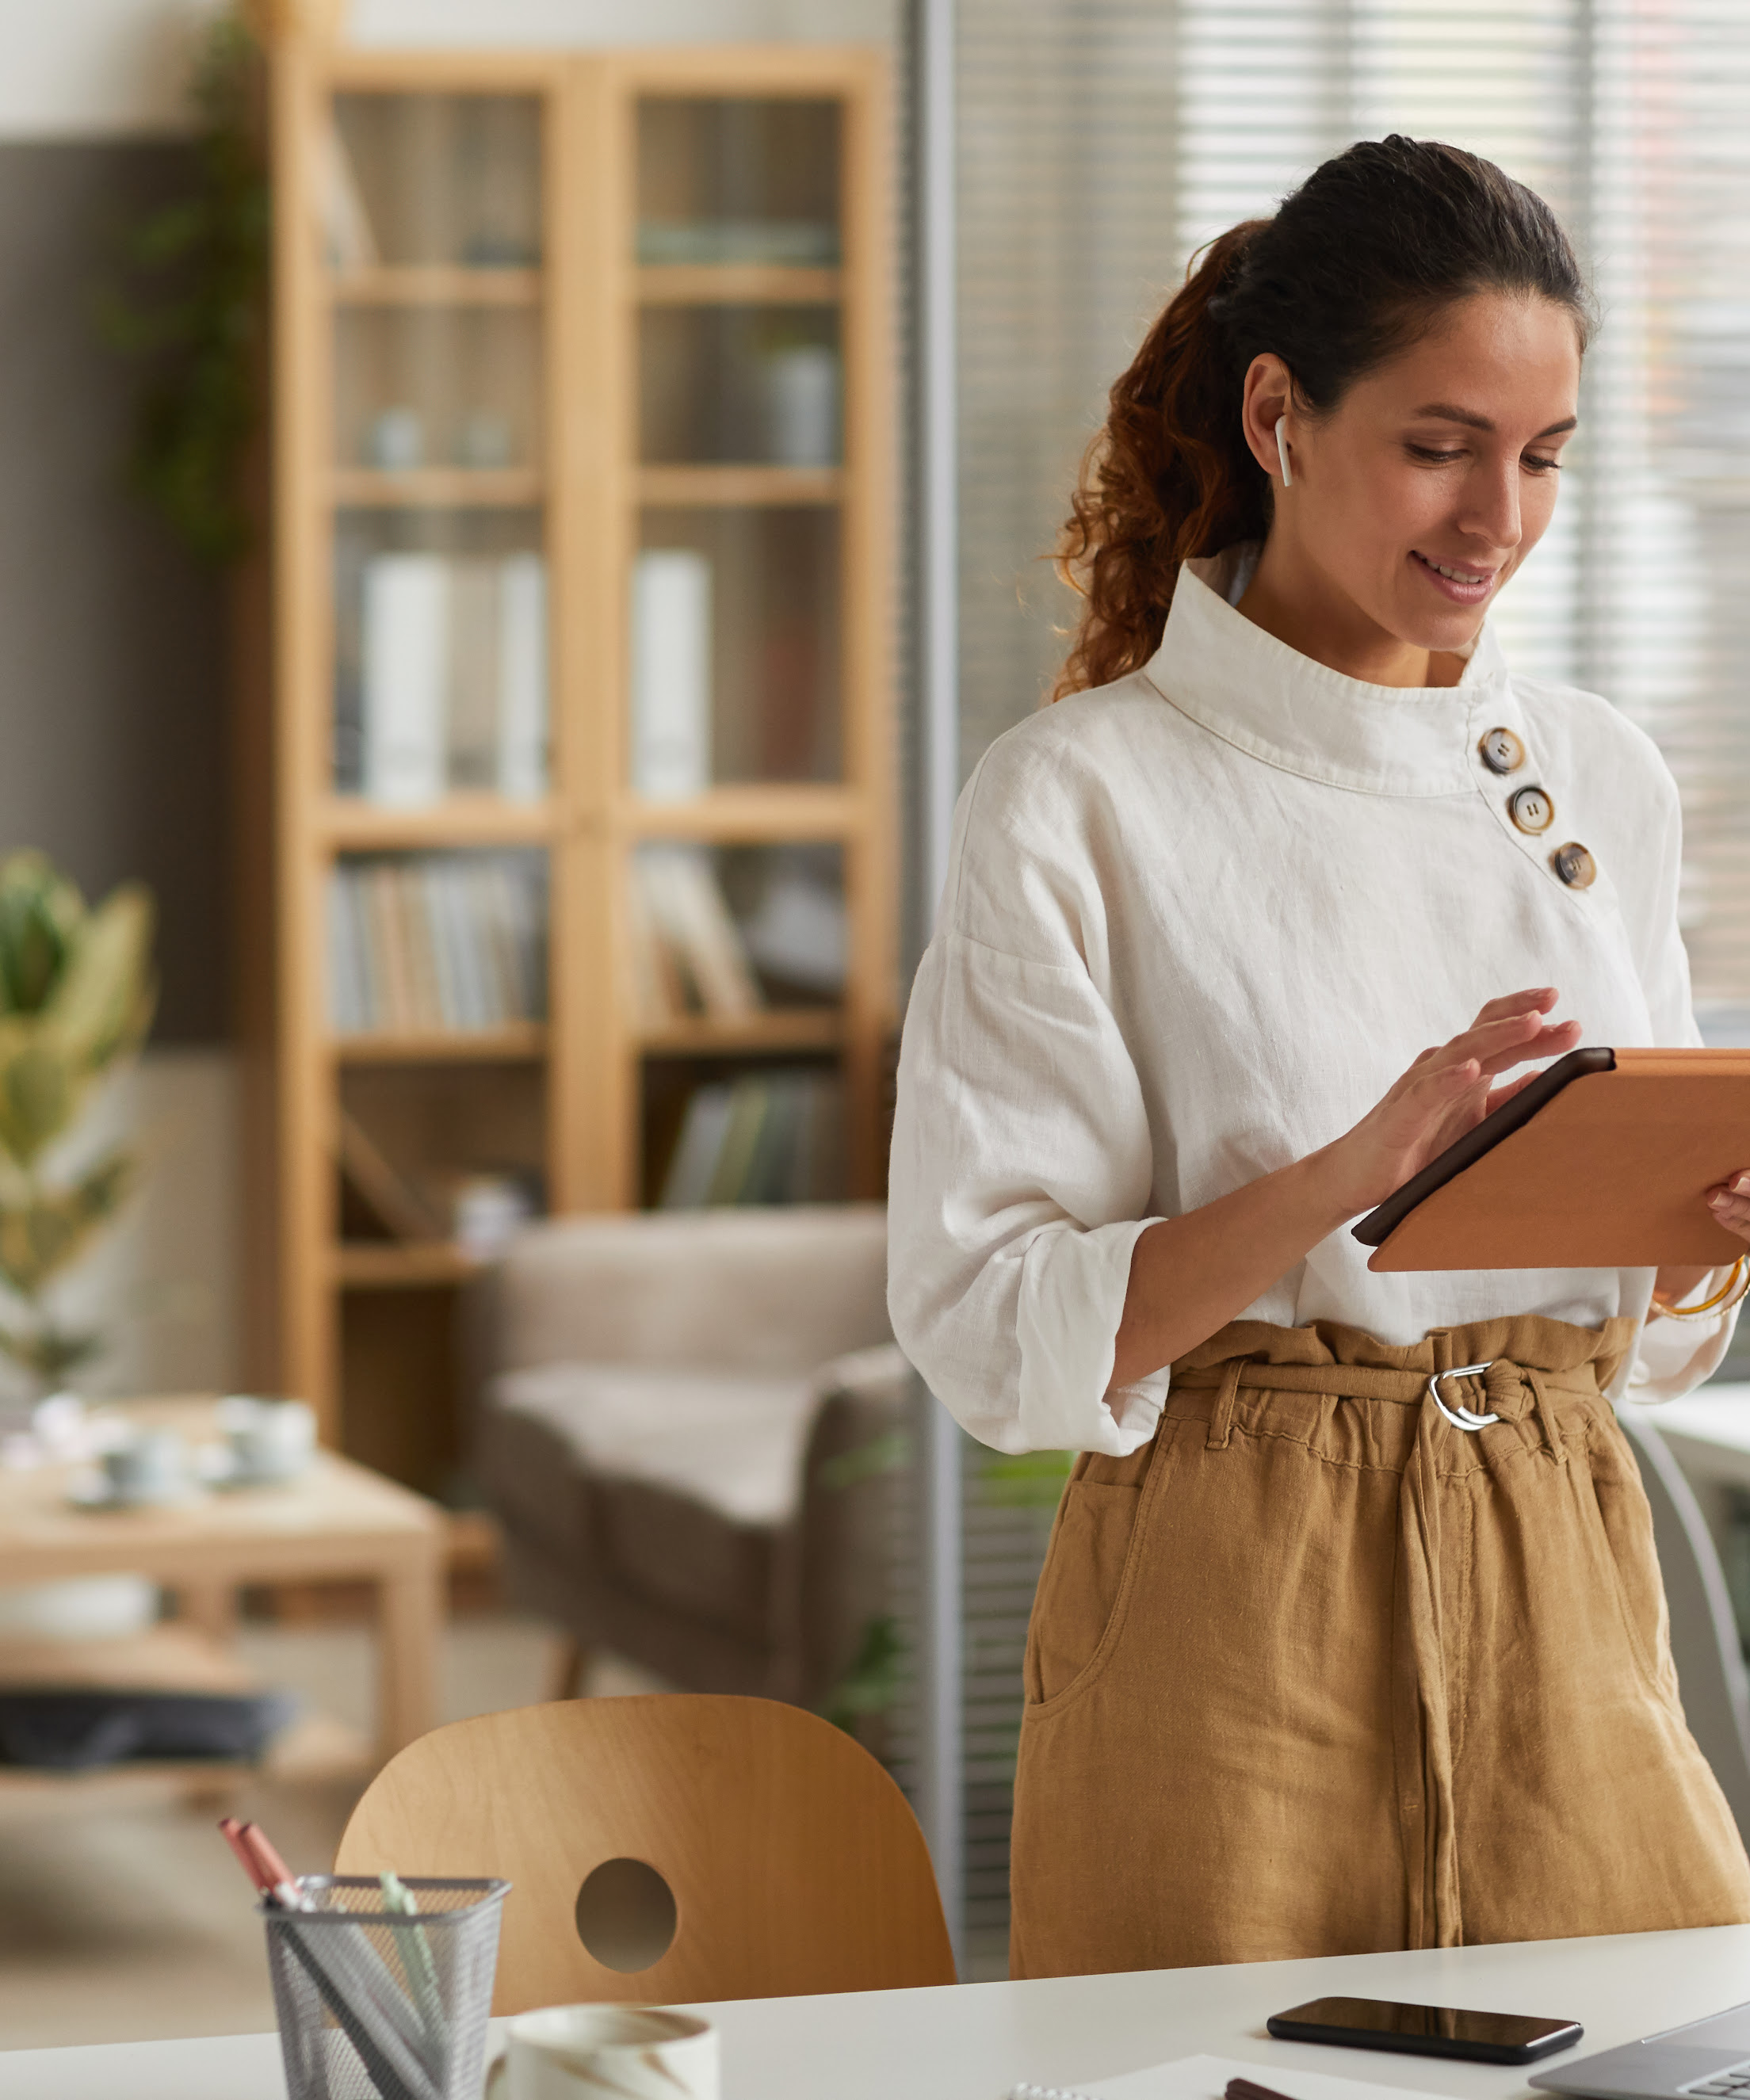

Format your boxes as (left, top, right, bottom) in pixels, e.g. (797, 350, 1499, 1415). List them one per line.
(1244, 290, 1583, 662)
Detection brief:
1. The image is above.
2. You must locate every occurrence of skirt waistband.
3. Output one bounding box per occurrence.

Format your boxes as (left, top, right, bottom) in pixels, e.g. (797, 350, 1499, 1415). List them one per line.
(1170, 1312, 1637, 1403)
(1169, 1356, 1604, 1416)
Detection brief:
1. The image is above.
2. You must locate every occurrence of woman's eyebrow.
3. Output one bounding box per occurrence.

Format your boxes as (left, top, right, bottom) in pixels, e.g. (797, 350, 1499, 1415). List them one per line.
(1411, 401, 1580, 439)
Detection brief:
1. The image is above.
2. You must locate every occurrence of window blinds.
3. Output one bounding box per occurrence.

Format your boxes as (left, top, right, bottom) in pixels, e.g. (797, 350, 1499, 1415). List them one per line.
(959, 0, 1750, 1013)
(1173, 0, 1750, 1021)
(945, 0, 1750, 1971)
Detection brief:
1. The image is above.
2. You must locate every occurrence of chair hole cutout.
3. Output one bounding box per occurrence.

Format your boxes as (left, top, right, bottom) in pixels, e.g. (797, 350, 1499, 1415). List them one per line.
(574, 1856, 678, 1972)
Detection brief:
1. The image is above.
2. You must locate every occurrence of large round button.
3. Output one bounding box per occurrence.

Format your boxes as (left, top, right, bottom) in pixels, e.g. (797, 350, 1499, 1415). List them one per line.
(1479, 726, 1526, 775)
(1552, 842, 1597, 889)
(1508, 785, 1554, 834)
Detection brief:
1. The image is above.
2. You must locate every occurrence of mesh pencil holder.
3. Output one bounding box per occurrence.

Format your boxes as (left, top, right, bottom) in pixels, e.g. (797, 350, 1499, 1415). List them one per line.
(263, 1874, 510, 2100)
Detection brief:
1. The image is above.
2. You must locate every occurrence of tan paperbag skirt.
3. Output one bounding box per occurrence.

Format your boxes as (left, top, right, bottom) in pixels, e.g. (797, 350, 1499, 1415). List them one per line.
(1009, 1315, 1750, 1977)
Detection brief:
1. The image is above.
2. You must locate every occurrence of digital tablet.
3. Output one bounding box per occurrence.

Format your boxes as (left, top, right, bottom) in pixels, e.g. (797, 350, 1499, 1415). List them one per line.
(1351, 1045, 1750, 1271)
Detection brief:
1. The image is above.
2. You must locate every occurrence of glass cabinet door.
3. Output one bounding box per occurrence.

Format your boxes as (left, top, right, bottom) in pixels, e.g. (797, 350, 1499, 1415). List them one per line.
(323, 93, 549, 806)
(631, 97, 846, 794)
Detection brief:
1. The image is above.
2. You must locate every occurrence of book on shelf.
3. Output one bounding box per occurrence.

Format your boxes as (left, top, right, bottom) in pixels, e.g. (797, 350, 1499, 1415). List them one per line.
(359, 552, 549, 806)
(335, 1111, 445, 1242)
(318, 122, 380, 271)
(659, 1071, 845, 1208)
(328, 853, 547, 1035)
(630, 846, 763, 1024)
(631, 549, 712, 800)
(497, 552, 548, 802)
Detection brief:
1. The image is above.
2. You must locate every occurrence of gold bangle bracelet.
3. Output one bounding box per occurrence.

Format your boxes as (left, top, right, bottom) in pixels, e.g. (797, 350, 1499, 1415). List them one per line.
(1653, 1255, 1750, 1321)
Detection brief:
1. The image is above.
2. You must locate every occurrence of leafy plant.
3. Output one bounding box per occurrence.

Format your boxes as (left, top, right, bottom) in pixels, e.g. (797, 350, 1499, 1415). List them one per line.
(980, 1447, 1075, 1509)
(97, 9, 268, 564)
(0, 853, 157, 1387)
(821, 1614, 906, 1735)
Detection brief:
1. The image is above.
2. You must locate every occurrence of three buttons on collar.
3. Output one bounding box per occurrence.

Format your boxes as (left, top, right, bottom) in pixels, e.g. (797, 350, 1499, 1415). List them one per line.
(1481, 724, 1598, 889)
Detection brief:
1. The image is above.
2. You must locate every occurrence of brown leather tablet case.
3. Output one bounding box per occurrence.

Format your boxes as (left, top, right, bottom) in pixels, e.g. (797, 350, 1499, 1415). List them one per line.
(1363, 1047, 1750, 1271)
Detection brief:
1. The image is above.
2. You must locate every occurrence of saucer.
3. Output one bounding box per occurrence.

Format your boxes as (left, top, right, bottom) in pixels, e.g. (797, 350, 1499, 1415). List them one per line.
(193, 1444, 309, 1492)
(67, 1469, 203, 1512)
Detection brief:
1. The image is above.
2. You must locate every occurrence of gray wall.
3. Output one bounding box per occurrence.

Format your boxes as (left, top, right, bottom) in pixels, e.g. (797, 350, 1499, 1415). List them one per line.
(0, 140, 229, 1044)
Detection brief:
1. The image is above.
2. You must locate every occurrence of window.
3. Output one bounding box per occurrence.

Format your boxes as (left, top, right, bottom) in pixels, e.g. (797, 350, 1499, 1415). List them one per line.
(961, 0, 1750, 1018)
(947, 0, 1750, 1970)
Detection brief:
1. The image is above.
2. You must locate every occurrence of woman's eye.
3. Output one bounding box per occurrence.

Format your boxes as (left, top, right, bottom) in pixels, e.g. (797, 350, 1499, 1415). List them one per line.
(1408, 444, 1465, 464)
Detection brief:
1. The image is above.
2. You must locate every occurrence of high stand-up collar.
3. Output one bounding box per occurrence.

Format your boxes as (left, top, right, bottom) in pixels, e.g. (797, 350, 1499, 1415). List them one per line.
(1140, 544, 1515, 799)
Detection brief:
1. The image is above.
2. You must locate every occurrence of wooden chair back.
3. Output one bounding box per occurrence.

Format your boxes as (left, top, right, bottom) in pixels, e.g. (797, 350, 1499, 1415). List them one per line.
(334, 1693, 956, 2010)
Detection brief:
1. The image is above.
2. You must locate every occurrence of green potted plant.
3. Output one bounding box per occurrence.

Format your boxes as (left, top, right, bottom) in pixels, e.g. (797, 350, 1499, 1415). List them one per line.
(0, 851, 156, 1392)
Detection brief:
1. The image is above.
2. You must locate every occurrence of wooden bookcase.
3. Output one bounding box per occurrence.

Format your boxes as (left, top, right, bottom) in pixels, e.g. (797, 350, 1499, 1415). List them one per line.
(250, 26, 895, 1485)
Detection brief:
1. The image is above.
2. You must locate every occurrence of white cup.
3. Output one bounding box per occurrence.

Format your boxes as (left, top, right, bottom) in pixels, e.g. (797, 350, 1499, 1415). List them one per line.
(101, 1430, 188, 1504)
(218, 1398, 316, 1484)
(485, 2006, 717, 2100)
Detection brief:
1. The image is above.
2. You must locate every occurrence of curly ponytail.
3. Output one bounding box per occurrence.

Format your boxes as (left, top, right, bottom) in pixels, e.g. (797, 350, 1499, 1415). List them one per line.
(1051, 136, 1594, 701)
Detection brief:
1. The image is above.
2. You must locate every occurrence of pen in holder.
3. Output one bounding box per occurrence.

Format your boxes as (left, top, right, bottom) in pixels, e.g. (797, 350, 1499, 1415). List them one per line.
(263, 1874, 509, 2100)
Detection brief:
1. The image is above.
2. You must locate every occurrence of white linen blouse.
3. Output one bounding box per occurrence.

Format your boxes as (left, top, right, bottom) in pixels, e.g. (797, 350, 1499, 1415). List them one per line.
(888, 546, 1738, 1457)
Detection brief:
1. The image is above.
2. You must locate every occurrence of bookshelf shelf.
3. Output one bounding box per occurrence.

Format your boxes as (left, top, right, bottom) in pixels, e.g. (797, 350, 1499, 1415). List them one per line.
(332, 468, 544, 508)
(334, 1243, 480, 1289)
(253, 36, 894, 1484)
(331, 1024, 548, 1063)
(636, 465, 843, 508)
(323, 796, 558, 847)
(635, 264, 842, 305)
(621, 783, 858, 840)
(331, 266, 542, 306)
(638, 1010, 842, 1056)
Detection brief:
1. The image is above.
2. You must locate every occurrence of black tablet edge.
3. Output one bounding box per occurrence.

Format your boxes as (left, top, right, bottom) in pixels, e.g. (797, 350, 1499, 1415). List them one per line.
(1350, 1046, 1618, 1248)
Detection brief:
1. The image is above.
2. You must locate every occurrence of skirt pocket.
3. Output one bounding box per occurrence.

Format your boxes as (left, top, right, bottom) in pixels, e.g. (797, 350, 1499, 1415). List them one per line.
(1584, 1415, 1681, 1707)
(1023, 1480, 1144, 1706)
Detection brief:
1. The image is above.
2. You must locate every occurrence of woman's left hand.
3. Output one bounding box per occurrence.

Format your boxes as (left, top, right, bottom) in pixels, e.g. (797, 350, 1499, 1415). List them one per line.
(1653, 1173, 1750, 1310)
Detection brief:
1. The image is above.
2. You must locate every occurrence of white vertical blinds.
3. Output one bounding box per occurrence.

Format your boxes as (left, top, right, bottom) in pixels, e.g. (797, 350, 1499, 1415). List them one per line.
(946, 0, 1750, 1972)
(1169, 0, 1750, 1019)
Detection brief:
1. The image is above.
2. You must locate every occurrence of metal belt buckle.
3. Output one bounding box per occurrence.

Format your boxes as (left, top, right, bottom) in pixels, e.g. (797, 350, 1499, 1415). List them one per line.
(1427, 1360, 1500, 1432)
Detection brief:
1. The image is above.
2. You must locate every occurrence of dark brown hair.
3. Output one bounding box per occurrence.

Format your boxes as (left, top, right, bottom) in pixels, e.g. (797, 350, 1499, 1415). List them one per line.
(1052, 136, 1594, 699)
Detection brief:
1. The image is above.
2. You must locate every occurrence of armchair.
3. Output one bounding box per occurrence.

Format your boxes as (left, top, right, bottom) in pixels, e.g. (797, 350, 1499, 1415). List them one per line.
(470, 1205, 905, 1710)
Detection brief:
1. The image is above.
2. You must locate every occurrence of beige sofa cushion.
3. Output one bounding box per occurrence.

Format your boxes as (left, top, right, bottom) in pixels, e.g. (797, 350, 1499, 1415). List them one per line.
(491, 1361, 820, 1528)
(491, 1205, 890, 1377)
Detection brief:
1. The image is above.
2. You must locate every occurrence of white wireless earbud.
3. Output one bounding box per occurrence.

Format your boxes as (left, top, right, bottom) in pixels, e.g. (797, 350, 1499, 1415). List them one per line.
(1274, 416, 1293, 488)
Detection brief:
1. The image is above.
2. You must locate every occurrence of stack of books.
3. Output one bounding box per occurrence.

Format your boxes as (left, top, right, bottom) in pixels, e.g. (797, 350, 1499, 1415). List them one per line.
(659, 1070, 845, 1208)
(636, 220, 840, 266)
(328, 854, 546, 1034)
(355, 552, 548, 805)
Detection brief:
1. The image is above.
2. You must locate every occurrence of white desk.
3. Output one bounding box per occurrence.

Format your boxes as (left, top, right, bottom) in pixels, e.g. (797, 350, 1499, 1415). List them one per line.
(9, 1926, 1750, 2100)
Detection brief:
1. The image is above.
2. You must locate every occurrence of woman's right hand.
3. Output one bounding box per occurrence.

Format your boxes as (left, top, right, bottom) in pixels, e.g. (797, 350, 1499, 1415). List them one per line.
(1319, 987, 1581, 1219)
(1111, 987, 1580, 1390)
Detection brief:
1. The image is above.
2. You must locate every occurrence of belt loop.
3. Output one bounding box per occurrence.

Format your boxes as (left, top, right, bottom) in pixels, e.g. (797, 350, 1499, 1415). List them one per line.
(1206, 1358, 1244, 1452)
(1526, 1367, 1568, 1464)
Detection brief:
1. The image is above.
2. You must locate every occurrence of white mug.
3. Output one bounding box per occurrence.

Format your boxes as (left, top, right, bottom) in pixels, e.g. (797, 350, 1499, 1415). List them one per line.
(217, 1396, 315, 1483)
(101, 1430, 188, 1504)
(485, 2006, 717, 2100)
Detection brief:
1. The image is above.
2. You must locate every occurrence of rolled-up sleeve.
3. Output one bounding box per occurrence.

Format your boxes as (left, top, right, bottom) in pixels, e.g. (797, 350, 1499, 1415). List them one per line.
(887, 750, 1166, 1455)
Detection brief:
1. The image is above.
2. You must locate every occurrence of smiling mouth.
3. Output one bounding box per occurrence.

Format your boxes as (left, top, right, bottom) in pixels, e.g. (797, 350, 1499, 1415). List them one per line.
(1412, 548, 1497, 588)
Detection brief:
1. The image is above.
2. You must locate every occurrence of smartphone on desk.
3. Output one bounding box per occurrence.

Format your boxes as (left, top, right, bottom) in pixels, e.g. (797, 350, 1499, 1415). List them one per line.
(1267, 1995, 1584, 2065)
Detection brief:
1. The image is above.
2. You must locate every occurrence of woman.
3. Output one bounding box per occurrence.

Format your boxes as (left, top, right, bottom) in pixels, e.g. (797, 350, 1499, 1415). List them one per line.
(888, 136, 1750, 1976)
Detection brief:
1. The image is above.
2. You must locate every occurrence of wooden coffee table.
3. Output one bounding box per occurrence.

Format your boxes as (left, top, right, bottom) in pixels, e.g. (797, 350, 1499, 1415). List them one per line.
(0, 1397, 445, 1780)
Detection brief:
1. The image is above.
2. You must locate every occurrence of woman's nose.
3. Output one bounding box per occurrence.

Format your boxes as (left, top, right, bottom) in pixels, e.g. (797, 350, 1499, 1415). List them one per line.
(1461, 462, 1523, 553)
